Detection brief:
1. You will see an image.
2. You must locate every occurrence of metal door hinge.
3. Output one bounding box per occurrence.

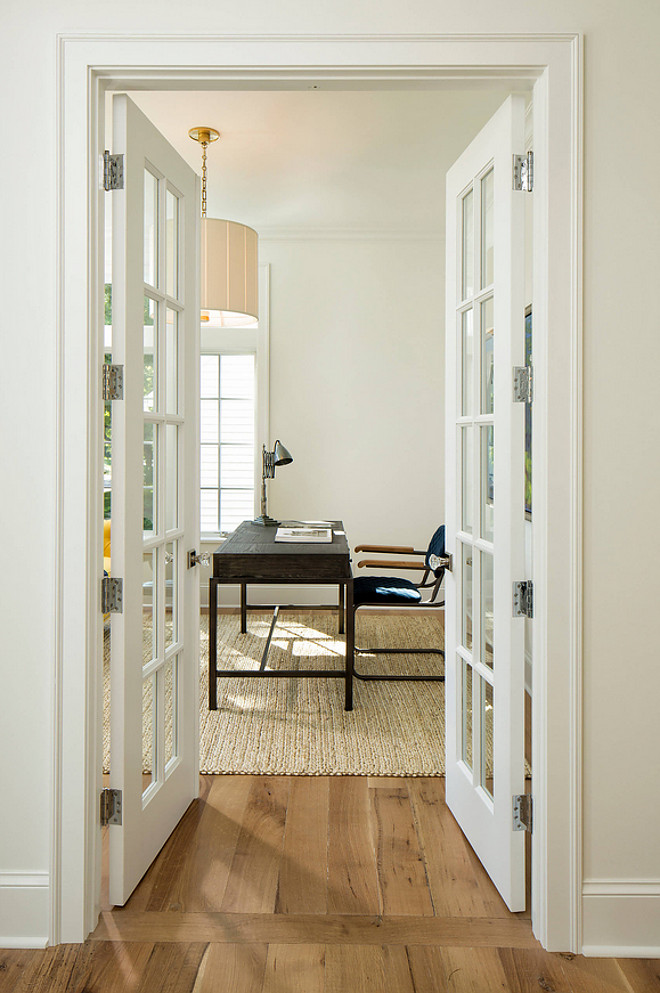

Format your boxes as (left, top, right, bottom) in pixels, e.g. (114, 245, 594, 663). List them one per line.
(100, 788, 122, 826)
(513, 151, 534, 192)
(102, 363, 124, 400)
(103, 150, 124, 191)
(101, 576, 123, 614)
(513, 365, 533, 403)
(513, 580, 534, 618)
(187, 549, 211, 569)
(513, 793, 533, 832)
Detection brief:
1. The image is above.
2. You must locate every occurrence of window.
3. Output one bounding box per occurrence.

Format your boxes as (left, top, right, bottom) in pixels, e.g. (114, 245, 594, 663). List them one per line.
(199, 264, 269, 537)
(200, 352, 256, 533)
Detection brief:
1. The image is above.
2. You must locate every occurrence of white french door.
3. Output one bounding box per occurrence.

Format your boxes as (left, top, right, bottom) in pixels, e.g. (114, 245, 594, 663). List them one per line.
(444, 94, 528, 911)
(109, 94, 200, 905)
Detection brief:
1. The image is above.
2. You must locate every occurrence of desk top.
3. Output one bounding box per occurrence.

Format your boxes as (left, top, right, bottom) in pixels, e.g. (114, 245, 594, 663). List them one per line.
(212, 520, 352, 582)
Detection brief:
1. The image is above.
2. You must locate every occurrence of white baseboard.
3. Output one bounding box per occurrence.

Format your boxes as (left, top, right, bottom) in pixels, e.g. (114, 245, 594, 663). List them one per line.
(0, 873, 49, 948)
(581, 879, 660, 957)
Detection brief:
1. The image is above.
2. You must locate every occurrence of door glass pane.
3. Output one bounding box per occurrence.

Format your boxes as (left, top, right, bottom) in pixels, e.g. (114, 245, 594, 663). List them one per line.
(142, 549, 156, 663)
(166, 190, 179, 299)
(461, 427, 473, 534)
(462, 658, 473, 771)
(165, 541, 177, 649)
(481, 677, 494, 800)
(165, 309, 178, 415)
(142, 675, 154, 794)
(461, 188, 474, 300)
(165, 424, 178, 531)
(481, 296, 494, 414)
(481, 551, 494, 670)
(143, 422, 156, 538)
(461, 543, 473, 652)
(481, 168, 494, 289)
(164, 656, 177, 769)
(481, 426, 494, 542)
(143, 297, 156, 413)
(461, 308, 473, 416)
(144, 170, 158, 288)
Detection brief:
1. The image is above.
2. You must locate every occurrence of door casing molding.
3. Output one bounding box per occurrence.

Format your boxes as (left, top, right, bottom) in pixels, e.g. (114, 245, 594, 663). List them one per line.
(54, 32, 582, 951)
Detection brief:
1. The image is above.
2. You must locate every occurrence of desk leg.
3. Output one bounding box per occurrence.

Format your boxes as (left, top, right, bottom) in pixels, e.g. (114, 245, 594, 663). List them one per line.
(240, 583, 247, 633)
(209, 578, 218, 711)
(338, 582, 345, 635)
(344, 579, 354, 711)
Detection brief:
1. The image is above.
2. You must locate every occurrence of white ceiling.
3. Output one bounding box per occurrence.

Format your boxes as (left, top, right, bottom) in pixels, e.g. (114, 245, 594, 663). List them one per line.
(121, 86, 519, 234)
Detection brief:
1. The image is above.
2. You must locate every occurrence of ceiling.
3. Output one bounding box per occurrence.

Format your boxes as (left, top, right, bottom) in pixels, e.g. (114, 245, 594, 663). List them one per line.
(120, 86, 519, 235)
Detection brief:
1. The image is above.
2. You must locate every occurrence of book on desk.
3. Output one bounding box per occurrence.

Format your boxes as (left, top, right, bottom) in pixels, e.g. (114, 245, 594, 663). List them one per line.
(275, 526, 333, 543)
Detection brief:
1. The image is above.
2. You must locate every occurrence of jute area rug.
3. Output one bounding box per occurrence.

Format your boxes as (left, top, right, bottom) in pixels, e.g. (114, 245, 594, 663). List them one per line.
(199, 611, 447, 777)
(103, 610, 448, 777)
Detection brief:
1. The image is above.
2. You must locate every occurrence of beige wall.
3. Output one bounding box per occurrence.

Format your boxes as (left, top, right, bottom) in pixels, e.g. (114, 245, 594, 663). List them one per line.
(1, 0, 659, 949)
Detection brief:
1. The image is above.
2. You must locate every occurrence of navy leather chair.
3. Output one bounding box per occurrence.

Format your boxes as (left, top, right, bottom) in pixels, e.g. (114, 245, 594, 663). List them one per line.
(351, 524, 448, 683)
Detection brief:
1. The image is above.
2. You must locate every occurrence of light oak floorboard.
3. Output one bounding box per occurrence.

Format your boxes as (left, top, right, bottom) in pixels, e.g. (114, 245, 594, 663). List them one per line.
(261, 943, 325, 993)
(325, 944, 384, 993)
(220, 777, 291, 914)
(91, 911, 540, 948)
(327, 778, 381, 916)
(276, 776, 329, 914)
(370, 784, 434, 917)
(191, 943, 268, 993)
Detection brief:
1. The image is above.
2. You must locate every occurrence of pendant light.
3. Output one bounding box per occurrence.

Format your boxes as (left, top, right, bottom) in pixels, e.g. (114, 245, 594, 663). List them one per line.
(188, 126, 258, 325)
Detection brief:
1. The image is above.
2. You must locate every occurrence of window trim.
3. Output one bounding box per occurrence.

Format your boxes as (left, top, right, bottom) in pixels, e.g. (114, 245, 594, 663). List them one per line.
(199, 263, 269, 539)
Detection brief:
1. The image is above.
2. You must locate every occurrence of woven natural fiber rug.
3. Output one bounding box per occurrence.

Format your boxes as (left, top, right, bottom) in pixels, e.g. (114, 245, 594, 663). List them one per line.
(103, 610, 448, 777)
(199, 611, 447, 776)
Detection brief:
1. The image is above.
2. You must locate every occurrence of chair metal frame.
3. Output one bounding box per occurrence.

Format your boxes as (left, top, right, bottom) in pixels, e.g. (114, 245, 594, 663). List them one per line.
(352, 539, 449, 683)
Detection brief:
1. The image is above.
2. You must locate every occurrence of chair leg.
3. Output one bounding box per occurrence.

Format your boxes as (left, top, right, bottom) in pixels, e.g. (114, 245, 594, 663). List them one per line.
(353, 608, 445, 682)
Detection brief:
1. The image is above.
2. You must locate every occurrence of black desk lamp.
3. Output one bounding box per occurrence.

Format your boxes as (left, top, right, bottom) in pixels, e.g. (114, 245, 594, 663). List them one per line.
(253, 440, 293, 526)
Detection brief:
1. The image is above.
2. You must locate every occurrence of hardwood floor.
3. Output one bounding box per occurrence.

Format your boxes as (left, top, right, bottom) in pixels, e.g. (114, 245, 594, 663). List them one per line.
(2, 776, 659, 992)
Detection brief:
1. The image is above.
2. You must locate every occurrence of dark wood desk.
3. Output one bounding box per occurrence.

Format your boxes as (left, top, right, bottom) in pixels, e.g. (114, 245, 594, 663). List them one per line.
(208, 521, 355, 710)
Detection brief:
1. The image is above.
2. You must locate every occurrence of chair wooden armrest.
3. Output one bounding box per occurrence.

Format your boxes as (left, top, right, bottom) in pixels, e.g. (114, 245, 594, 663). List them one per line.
(357, 559, 428, 570)
(354, 544, 426, 555)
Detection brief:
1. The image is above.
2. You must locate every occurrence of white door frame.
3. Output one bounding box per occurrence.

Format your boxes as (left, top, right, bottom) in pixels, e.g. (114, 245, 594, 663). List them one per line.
(54, 33, 583, 951)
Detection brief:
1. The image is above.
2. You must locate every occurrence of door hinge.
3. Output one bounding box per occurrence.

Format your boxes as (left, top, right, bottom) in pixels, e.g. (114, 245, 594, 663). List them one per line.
(513, 580, 534, 618)
(513, 793, 533, 832)
(103, 150, 124, 191)
(187, 549, 211, 569)
(100, 788, 122, 827)
(101, 576, 123, 614)
(102, 363, 124, 401)
(513, 151, 534, 192)
(513, 365, 533, 403)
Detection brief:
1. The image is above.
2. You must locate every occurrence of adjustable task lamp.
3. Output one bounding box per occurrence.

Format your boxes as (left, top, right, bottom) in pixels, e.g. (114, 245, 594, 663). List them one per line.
(253, 440, 293, 527)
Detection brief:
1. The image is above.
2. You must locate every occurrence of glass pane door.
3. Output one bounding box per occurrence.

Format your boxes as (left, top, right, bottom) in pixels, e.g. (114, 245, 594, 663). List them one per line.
(444, 94, 527, 912)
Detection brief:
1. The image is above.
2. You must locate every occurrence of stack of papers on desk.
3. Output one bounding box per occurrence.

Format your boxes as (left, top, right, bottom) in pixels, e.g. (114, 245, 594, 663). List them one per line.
(275, 526, 333, 543)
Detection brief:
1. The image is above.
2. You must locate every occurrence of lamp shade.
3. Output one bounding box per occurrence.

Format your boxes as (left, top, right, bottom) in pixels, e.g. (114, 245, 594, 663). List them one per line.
(273, 440, 293, 467)
(201, 217, 258, 322)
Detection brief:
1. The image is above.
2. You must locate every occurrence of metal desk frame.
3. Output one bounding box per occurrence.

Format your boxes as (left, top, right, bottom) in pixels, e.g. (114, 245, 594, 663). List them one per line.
(208, 521, 355, 711)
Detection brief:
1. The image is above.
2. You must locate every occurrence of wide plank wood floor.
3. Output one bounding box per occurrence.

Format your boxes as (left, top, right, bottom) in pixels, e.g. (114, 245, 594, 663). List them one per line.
(3, 776, 658, 992)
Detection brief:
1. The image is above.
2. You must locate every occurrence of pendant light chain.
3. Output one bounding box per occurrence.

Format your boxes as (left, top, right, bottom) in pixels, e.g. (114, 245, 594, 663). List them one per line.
(201, 141, 208, 219)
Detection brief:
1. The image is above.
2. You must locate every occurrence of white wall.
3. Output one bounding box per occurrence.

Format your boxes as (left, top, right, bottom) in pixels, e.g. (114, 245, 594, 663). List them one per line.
(199, 236, 444, 607)
(1, 0, 660, 953)
(265, 237, 444, 548)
